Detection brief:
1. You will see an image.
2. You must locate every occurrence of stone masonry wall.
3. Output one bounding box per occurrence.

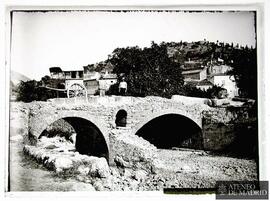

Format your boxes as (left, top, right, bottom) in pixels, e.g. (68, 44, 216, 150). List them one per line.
(109, 128, 159, 172)
(202, 107, 254, 151)
(27, 96, 253, 161)
(27, 96, 208, 162)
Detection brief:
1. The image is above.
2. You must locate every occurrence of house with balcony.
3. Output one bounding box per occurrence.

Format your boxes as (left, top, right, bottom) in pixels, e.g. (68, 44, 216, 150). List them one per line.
(62, 70, 84, 90)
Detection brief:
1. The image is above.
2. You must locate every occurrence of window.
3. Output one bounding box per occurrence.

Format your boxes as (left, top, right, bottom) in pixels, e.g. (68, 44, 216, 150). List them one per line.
(79, 71, 83, 78)
(65, 72, 71, 78)
(71, 71, 76, 78)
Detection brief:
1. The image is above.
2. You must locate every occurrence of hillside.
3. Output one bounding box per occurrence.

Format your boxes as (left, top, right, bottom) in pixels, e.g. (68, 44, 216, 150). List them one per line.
(165, 40, 253, 67)
(10, 71, 31, 101)
(11, 70, 31, 86)
(84, 40, 254, 73)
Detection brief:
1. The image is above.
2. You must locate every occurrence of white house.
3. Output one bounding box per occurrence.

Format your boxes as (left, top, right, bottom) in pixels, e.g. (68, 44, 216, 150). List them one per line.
(210, 74, 239, 98)
(98, 73, 118, 91)
(208, 64, 232, 75)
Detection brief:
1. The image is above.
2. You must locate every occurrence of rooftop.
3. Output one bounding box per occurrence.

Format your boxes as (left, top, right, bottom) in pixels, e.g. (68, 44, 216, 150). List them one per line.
(182, 68, 205, 75)
(185, 79, 214, 87)
(100, 74, 117, 79)
(49, 67, 63, 73)
(197, 79, 214, 86)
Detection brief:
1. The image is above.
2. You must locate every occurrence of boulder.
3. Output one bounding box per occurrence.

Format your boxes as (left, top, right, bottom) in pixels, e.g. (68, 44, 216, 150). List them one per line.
(114, 156, 130, 168)
(110, 168, 120, 177)
(133, 170, 148, 181)
(92, 180, 105, 191)
(54, 157, 73, 173)
(77, 165, 90, 175)
(89, 158, 110, 178)
(123, 169, 133, 178)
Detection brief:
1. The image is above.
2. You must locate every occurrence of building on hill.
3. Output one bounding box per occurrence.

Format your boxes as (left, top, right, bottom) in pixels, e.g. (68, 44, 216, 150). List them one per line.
(207, 64, 232, 75)
(48, 64, 118, 96)
(50, 67, 85, 88)
(83, 65, 101, 81)
(206, 64, 238, 98)
(83, 79, 99, 95)
(195, 79, 214, 91)
(185, 79, 214, 91)
(209, 74, 238, 98)
(83, 63, 117, 95)
(63, 70, 84, 90)
(183, 59, 203, 69)
(182, 67, 207, 82)
(99, 73, 117, 91)
(182, 62, 238, 98)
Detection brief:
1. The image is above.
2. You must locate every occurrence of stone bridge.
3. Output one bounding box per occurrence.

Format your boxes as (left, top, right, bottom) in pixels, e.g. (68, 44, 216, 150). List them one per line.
(27, 95, 250, 163)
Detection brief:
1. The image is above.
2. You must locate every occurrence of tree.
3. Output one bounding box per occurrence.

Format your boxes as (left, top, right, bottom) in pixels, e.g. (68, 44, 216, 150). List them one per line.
(228, 48, 257, 99)
(182, 84, 227, 99)
(16, 76, 59, 102)
(17, 80, 40, 102)
(108, 42, 184, 98)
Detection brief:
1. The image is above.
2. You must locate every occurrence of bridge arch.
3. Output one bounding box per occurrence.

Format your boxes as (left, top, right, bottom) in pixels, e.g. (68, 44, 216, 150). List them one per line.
(29, 114, 109, 161)
(133, 109, 202, 133)
(133, 109, 203, 149)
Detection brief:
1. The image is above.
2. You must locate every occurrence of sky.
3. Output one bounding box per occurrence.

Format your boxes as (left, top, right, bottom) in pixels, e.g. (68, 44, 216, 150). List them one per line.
(10, 11, 256, 80)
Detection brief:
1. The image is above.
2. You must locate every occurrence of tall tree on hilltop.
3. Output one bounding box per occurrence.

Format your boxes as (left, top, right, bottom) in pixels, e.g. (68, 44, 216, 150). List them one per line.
(108, 42, 184, 98)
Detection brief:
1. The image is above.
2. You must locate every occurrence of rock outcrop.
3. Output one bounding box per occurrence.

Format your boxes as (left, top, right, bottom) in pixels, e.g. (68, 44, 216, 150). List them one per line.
(23, 136, 110, 178)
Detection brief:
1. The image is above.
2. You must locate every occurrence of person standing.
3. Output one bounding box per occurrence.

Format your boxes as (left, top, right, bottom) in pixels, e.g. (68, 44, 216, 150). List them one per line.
(99, 80, 106, 96)
(118, 78, 127, 96)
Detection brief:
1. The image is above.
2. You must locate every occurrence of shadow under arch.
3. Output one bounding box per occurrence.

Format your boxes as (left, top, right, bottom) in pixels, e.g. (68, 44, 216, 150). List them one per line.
(135, 114, 203, 149)
(40, 117, 109, 161)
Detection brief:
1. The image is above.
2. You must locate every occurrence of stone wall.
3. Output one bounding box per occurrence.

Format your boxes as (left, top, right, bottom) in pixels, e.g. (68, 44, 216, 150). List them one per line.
(109, 128, 159, 172)
(201, 107, 255, 153)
